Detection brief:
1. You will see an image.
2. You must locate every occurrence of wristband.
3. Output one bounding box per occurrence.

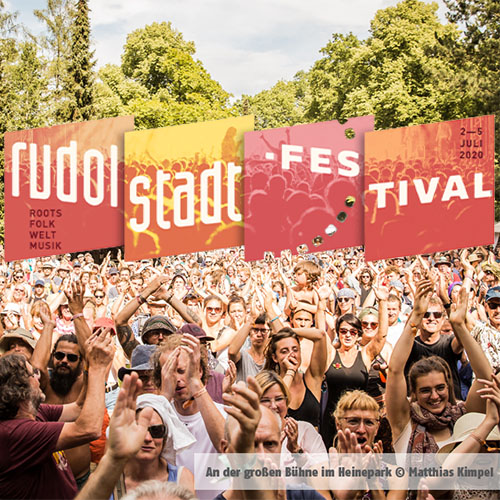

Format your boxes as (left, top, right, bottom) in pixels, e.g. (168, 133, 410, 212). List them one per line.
(469, 433, 484, 446)
(72, 313, 84, 321)
(444, 302, 451, 309)
(286, 369, 296, 377)
(270, 315, 280, 323)
(192, 387, 207, 399)
(136, 295, 147, 306)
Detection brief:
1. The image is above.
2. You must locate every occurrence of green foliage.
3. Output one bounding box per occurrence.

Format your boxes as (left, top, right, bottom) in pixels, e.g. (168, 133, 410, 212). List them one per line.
(236, 71, 311, 130)
(96, 22, 234, 129)
(61, 0, 95, 122)
(445, 0, 500, 219)
(308, 0, 475, 129)
(33, 0, 74, 101)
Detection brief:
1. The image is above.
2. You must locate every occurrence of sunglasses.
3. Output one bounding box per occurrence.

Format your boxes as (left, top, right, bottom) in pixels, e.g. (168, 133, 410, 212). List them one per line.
(338, 297, 352, 303)
(339, 328, 360, 336)
(423, 311, 443, 319)
(53, 351, 80, 363)
(95, 294, 105, 299)
(487, 302, 500, 310)
(148, 424, 166, 439)
(361, 321, 379, 329)
(206, 307, 222, 313)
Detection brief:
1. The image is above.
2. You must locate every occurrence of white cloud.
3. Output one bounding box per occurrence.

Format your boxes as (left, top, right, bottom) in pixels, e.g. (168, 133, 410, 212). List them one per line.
(16, 0, 447, 97)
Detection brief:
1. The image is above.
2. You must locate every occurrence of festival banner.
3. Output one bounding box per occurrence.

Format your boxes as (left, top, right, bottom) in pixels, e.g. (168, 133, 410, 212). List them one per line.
(124, 116, 254, 260)
(243, 116, 374, 261)
(4, 116, 134, 261)
(364, 115, 495, 261)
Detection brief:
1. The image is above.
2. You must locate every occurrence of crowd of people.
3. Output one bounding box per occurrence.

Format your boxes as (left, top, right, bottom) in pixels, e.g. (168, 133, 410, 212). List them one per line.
(1, 244, 500, 499)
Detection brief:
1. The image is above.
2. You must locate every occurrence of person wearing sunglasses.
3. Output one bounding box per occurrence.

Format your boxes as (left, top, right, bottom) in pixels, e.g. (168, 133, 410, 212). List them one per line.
(321, 303, 387, 448)
(387, 281, 492, 461)
(201, 295, 236, 372)
(109, 393, 195, 499)
(359, 301, 392, 407)
(404, 292, 464, 400)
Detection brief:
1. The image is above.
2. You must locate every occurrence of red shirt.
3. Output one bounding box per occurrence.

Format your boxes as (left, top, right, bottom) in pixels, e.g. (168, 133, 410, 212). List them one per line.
(0, 404, 77, 499)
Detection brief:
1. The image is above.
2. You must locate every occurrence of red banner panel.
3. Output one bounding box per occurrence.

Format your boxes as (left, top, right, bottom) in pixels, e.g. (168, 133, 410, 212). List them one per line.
(243, 116, 374, 261)
(4, 117, 134, 261)
(364, 116, 495, 261)
(124, 116, 254, 260)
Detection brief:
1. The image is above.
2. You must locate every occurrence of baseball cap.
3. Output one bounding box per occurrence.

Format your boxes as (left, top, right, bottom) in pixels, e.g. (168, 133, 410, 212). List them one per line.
(177, 323, 215, 342)
(485, 286, 500, 303)
(118, 344, 157, 381)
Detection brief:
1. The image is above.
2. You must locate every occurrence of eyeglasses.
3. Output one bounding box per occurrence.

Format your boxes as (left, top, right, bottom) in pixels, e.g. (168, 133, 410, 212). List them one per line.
(339, 328, 360, 336)
(487, 302, 500, 310)
(338, 297, 352, 303)
(339, 417, 379, 429)
(261, 395, 286, 406)
(53, 351, 80, 363)
(147, 424, 166, 439)
(361, 321, 379, 329)
(423, 311, 443, 319)
(252, 327, 270, 334)
(206, 307, 222, 313)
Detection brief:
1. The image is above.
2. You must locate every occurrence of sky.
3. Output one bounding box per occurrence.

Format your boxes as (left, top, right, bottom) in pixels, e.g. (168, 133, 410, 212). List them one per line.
(12, 0, 447, 98)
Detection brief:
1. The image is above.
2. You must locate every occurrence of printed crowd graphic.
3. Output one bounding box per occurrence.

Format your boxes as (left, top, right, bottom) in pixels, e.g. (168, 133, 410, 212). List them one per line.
(124, 116, 253, 260)
(243, 116, 374, 261)
(4, 116, 134, 261)
(364, 115, 495, 261)
(4, 114, 495, 261)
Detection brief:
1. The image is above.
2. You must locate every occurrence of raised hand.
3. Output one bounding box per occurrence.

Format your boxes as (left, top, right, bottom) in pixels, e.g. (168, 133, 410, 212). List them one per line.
(161, 347, 181, 400)
(108, 373, 154, 461)
(223, 360, 237, 395)
(65, 281, 85, 315)
(222, 376, 262, 453)
(449, 286, 468, 326)
(85, 329, 115, 370)
(412, 279, 434, 317)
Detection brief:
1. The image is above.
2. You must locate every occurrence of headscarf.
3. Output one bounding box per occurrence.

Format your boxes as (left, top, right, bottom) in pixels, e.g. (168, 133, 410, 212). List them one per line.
(136, 394, 196, 465)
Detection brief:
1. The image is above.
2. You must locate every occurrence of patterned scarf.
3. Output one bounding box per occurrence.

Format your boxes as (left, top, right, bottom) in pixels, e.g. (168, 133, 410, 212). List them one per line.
(408, 401, 467, 453)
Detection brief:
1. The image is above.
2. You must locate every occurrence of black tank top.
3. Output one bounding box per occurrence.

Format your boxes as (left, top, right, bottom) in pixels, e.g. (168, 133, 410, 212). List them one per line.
(320, 349, 369, 448)
(286, 375, 321, 428)
(366, 353, 387, 405)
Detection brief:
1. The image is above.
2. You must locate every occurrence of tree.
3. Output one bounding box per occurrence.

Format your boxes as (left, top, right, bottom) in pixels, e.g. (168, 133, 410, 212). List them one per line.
(444, 0, 500, 218)
(96, 22, 234, 129)
(237, 71, 310, 130)
(34, 0, 74, 100)
(307, 0, 475, 130)
(61, 0, 95, 122)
